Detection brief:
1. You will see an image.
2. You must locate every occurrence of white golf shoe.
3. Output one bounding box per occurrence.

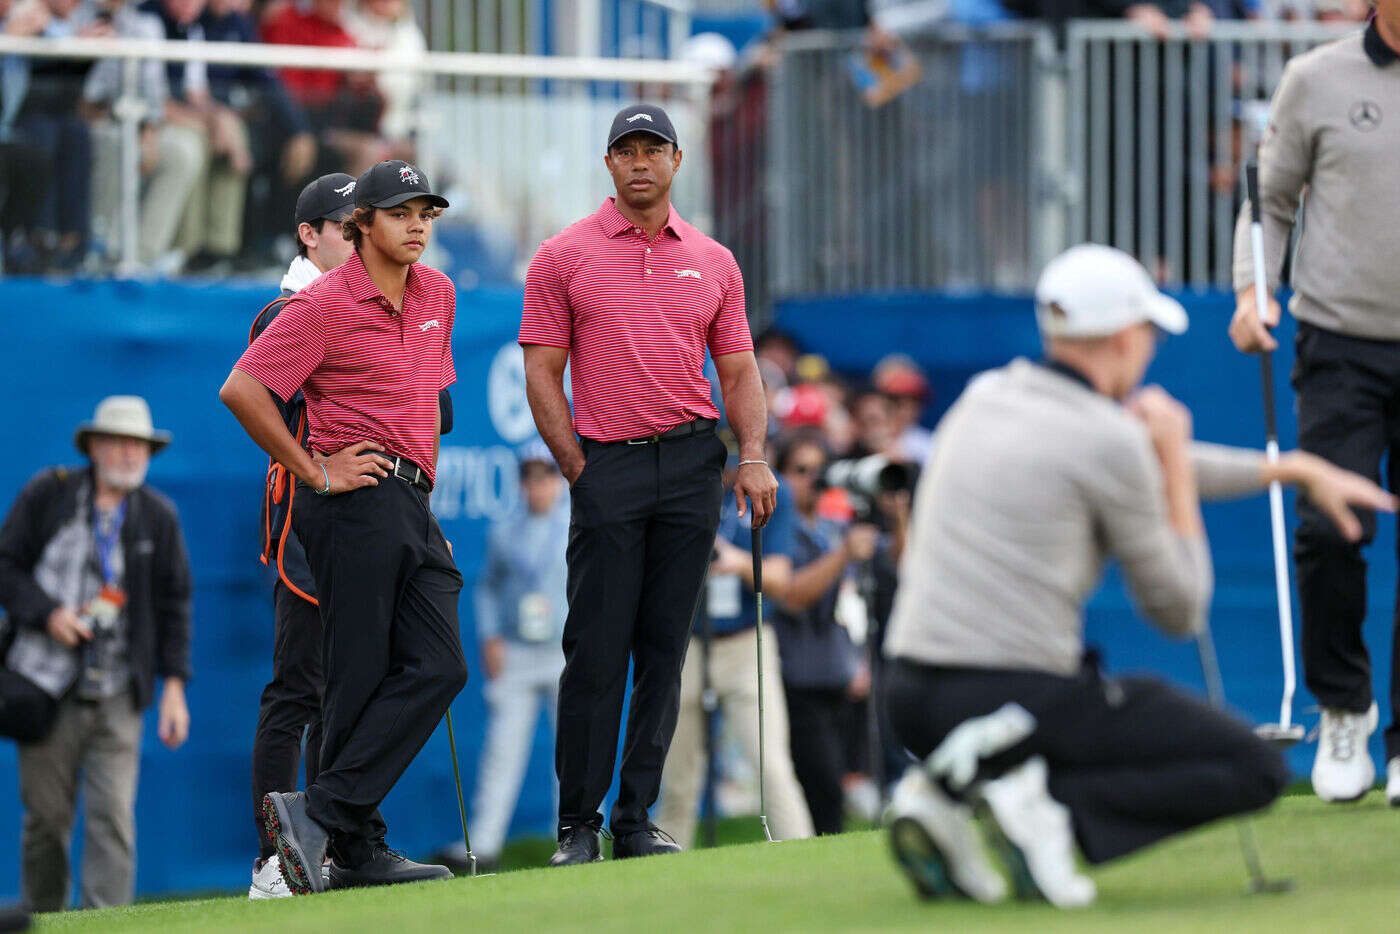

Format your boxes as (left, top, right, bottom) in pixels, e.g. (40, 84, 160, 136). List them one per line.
(1311, 703, 1378, 803)
(1386, 757, 1400, 807)
(249, 855, 292, 900)
(978, 757, 1096, 909)
(885, 767, 1008, 903)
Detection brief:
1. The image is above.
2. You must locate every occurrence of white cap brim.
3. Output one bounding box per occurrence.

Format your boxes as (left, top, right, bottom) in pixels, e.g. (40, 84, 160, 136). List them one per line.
(1145, 292, 1189, 335)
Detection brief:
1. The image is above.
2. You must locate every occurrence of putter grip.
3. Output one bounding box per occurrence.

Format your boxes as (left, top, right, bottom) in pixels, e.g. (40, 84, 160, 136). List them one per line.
(1245, 162, 1261, 224)
(751, 526, 763, 593)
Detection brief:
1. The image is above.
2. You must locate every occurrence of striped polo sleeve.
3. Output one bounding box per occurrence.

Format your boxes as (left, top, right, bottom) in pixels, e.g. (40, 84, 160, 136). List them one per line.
(708, 251, 752, 357)
(519, 239, 573, 349)
(236, 294, 326, 404)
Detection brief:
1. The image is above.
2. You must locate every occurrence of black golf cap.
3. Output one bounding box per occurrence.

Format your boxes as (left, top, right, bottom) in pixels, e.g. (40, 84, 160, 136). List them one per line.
(606, 104, 678, 151)
(294, 172, 357, 225)
(353, 160, 450, 210)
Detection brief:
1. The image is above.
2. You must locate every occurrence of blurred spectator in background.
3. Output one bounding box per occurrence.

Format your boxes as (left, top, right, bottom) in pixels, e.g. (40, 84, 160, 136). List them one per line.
(140, 0, 251, 273)
(771, 430, 871, 835)
(1, 0, 98, 272)
(342, 0, 422, 157)
(0, 396, 191, 911)
(200, 0, 317, 268)
(872, 354, 933, 464)
(0, 138, 52, 273)
(846, 387, 898, 459)
(657, 456, 815, 847)
(81, 0, 203, 270)
(261, 0, 387, 176)
(437, 443, 567, 874)
(1002, 0, 1215, 39)
(755, 328, 801, 385)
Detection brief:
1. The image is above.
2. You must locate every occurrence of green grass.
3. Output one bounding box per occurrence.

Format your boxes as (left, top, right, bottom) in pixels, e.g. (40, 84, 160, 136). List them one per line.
(38, 792, 1400, 933)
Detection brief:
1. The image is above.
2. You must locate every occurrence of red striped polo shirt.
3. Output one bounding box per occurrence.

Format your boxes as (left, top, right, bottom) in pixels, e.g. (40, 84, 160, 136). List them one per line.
(235, 251, 456, 484)
(519, 197, 753, 442)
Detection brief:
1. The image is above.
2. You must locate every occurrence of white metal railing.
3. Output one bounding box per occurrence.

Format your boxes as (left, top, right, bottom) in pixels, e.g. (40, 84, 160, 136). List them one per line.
(1063, 20, 1356, 289)
(0, 35, 713, 277)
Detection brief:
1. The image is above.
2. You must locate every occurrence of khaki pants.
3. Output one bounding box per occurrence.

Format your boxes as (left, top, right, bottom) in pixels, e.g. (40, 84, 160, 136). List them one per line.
(89, 120, 204, 264)
(656, 627, 814, 847)
(176, 116, 249, 259)
(19, 694, 143, 912)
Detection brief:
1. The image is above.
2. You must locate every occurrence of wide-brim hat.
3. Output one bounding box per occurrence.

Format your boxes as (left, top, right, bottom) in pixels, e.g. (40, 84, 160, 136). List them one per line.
(74, 396, 172, 456)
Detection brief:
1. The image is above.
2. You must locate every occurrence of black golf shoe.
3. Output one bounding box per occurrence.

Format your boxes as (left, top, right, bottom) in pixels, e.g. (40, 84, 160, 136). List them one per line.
(328, 846, 453, 889)
(262, 792, 330, 895)
(612, 826, 682, 859)
(548, 825, 602, 866)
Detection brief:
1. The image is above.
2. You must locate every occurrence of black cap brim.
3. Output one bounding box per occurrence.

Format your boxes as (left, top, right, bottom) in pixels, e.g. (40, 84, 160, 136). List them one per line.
(607, 128, 677, 151)
(366, 192, 450, 210)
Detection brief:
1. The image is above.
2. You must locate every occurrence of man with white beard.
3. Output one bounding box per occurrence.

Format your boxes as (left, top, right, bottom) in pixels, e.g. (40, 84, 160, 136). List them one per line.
(0, 396, 192, 912)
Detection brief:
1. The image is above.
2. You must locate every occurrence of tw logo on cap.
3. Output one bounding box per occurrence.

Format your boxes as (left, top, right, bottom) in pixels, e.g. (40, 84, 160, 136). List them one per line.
(626, 112, 654, 124)
(399, 164, 421, 185)
(333, 180, 356, 196)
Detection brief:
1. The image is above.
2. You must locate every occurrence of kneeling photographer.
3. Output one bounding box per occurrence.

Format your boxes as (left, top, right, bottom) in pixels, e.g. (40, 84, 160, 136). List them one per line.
(773, 429, 911, 834)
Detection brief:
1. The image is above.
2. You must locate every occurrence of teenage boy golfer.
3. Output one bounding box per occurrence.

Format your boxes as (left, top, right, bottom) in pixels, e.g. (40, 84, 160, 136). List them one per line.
(221, 160, 466, 894)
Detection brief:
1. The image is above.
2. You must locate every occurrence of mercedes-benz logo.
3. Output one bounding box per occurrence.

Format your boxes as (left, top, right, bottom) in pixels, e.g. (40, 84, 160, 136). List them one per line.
(1350, 100, 1382, 131)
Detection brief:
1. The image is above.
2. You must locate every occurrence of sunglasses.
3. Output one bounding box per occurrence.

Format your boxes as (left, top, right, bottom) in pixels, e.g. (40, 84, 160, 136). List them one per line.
(787, 462, 823, 476)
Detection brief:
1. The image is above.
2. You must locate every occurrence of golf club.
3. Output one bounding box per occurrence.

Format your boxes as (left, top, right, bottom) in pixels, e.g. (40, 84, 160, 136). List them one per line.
(751, 525, 775, 844)
(444, 709, 484, 878)
(1195, 621, 1295, 895)
(1245, 161, 1306, 749)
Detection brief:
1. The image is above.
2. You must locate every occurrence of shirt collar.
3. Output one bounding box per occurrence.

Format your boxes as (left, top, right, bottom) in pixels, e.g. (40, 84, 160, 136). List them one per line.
(1037, 358, 1099, 394)
(597, 197, 685, 241)
(343, 250, 416, 307)
(1364, 18, 1400, 67)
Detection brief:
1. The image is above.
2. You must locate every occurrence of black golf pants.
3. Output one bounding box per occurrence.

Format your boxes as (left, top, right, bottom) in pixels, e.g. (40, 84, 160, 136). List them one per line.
(885, 659, 1287, 864)
(556, 430, 725, 836)
(292, 472, 468, 866)
(1292, 322, 1400, 759)
(251, 580, 325, 860)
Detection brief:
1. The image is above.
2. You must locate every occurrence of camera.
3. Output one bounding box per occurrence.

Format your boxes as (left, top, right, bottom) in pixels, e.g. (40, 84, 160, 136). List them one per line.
(823, 454, 915, 500)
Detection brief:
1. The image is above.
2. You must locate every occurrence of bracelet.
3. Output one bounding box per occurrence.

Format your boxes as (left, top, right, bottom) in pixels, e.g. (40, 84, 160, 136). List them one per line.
(314, 463, 330, 495)
(738, 459, 768, 468)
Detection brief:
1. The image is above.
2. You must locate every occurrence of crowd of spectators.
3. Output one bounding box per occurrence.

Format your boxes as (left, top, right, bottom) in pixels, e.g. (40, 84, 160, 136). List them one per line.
(0, 0, 426, 275)
(648, 331, 935, 839)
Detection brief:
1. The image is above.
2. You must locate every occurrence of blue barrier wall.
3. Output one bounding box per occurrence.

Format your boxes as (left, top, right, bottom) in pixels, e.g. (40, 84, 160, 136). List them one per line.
(0, 281, 1389, 900)
(775, 290, 1394, 781)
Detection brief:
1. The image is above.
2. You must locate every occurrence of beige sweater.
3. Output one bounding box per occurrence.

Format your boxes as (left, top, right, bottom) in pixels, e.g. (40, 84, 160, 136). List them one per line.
(1231, 26, 1400, 341)
(884, 360, 1265, 675)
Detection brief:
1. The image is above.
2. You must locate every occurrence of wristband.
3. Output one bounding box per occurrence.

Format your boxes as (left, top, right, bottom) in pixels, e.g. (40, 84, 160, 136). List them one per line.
(315, 463, 330, 495)
(738, 459, 768, 468)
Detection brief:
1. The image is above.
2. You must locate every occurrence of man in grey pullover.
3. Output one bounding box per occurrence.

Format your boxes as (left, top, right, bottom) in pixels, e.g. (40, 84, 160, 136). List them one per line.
(1229, 7, 1400, 805)
(882, 245, 1395, 909)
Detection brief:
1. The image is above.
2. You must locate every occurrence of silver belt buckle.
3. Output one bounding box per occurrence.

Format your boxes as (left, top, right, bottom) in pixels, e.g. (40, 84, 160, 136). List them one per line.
(391, 456, 418, 485)
(627, 434, 659, 445)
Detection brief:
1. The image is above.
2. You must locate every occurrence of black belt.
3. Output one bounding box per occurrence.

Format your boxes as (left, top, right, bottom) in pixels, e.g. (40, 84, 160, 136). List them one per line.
(586, 418, 717, 447)
(388, 455, 432, 492)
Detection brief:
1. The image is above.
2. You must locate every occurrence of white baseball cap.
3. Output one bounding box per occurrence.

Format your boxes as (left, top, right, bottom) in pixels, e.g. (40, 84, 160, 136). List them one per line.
(1035, 244, 1188, 339)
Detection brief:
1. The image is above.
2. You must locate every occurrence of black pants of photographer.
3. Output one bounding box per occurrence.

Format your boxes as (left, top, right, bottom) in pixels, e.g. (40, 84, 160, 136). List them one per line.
(784, 686, 847, 835)
(1292, 321, 1400, 760)
(885, 658, 1287, 864)
(292, 472, 468, 866)
(251, 580, 326, 861)
(557, 428, 725, 836)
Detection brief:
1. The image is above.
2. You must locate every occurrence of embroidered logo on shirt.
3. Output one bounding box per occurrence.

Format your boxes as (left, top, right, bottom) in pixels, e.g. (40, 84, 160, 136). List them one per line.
(676, 269, 701, 279)
(419, 320, 441, 331)
(399, 164, 421, 184)
(333, 180, 356, 196)
(626, 113, 654, 123)
(1350, 100, 1382, 132)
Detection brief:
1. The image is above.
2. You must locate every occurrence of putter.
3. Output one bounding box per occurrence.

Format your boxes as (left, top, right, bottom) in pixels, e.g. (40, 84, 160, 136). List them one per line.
(751, 525, 775, 843)
(1196, 622, 1295, 895)
(1245, 161, 1306, 749)
(444, 709, 489, 878)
